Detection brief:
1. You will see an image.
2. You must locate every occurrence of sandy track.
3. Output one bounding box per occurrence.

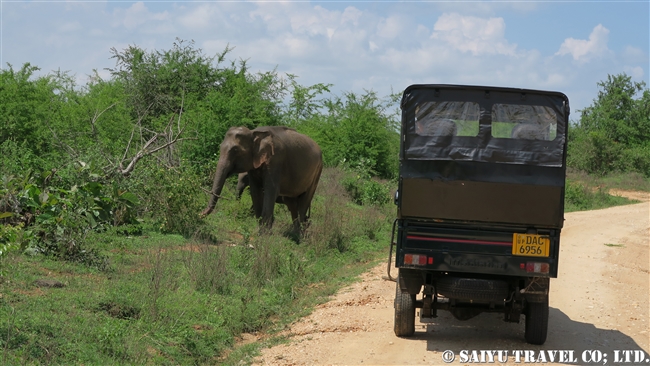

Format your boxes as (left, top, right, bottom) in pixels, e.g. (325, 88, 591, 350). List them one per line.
(254, 200, 649, 365)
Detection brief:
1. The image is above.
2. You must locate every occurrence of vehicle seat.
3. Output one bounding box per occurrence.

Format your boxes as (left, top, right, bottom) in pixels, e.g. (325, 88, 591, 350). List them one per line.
(510, 123, 549, 140)
(415, 118, 458, 136)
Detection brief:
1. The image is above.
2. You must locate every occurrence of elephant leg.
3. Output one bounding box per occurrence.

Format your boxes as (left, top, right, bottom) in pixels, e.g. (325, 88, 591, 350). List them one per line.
(260, 179, 280, 231)
(283, 197, 300, 233)
(249, 180, 264, 219)
(297, 170, 322, 230)
(236, 173, 249, 200)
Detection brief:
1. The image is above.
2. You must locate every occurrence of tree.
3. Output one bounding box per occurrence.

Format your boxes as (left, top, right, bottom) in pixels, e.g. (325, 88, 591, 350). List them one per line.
(107, 39, 225, 121)
(568, 73, 650, 176)
(580, 73, 649, 145)
(0, 63, 59, 162)
(298, 91, 400, 179)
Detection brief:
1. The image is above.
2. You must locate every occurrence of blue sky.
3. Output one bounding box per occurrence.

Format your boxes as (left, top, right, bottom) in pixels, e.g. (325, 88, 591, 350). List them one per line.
(1, 1, 648, 119)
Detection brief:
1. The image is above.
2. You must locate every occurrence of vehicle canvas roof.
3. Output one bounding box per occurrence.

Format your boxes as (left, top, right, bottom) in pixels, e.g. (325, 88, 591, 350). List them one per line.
(400, 84, 570, 167)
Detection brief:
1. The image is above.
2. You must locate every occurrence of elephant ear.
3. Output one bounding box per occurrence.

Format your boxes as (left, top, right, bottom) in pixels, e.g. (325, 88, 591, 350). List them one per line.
(253, 131, 274, 169)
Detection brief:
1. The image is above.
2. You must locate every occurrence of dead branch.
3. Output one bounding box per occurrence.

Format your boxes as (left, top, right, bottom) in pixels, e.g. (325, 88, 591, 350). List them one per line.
(47, 124, 78, 158)
(116, 97, 196, 177)
(90, 103, 116, 137)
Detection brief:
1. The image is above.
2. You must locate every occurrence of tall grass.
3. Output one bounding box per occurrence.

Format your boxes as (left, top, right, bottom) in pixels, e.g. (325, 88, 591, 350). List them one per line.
(0, 167, 394, 365)
(564, 180, 638, 212)
(567, 169, 650, 192)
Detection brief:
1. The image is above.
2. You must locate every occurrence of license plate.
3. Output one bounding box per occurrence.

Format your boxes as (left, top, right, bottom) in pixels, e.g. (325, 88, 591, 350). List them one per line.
(512, 233, 550, 257)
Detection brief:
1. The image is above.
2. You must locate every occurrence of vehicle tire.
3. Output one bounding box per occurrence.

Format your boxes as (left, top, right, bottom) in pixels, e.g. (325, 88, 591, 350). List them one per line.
(394, 273, 416, 337)
(437, 277, 509, 302)
(525, 297, 549, 345)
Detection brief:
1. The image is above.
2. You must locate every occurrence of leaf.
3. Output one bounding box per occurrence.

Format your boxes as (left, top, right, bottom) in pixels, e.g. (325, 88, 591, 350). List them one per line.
(119, 192, 139, 205)
(39, 192, 49, 205)
(0, 212, 14, 219)
(83, 182, 103, 197)
(36, 213, 54, 223)
(85, 211, 97, 228)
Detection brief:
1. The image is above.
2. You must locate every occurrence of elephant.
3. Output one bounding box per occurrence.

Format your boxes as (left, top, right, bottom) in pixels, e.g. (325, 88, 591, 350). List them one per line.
(236, 172, 250, 200)
(236, 172, 286, 206)
(201, 126, 323, 233)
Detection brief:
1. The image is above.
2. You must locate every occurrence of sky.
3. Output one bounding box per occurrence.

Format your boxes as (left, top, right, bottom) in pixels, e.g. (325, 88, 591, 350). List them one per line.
(1, 1, 648, 119)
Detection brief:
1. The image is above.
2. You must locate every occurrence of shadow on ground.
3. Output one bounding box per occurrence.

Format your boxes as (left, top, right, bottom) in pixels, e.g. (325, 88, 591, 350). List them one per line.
(400, 307, 648, 364)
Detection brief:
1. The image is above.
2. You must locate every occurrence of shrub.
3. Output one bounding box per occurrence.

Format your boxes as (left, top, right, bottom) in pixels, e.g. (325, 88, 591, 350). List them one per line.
(132, 164, 206, 236)
(564, 180, 634, 212)
(341, 174, 390, 206)
(615, 146, 650, 177)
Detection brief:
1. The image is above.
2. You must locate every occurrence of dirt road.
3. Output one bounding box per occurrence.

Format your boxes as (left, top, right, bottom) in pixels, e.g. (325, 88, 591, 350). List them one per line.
(254, 195, 649, 365)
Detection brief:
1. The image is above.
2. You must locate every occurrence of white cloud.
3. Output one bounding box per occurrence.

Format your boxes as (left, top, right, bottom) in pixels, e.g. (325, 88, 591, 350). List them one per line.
(113, 2, 170, 30)
(622, 46, 647, 63)
(3, 1, 645, 117)
(555, 24, 610, 63)
(377, 15, 406, 40)
(431, 13, 518, 56)
(624, 66, 644, 79)
(178, 4, 218, 30)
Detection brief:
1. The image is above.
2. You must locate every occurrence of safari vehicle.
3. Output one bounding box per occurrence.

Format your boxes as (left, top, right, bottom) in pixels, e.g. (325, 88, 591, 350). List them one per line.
(389, 84, 569, 345)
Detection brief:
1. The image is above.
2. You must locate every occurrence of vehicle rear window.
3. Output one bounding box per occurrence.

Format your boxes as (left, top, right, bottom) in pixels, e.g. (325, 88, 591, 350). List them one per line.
(491, 104, 557, 141)
(401, 86, 567, 167)
(415, 101, 480, 137)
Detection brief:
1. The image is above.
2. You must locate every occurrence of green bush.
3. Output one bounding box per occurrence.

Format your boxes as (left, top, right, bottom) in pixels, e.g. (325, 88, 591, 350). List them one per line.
(133, 165, 206, 236)
(569, 73, 650, 177)
(615, 145, 650, 176)
(341, 174, 390, 206)
(564, 180, 635, 212)
(0, 223, 25, 270)
(294, 91, 400, 180)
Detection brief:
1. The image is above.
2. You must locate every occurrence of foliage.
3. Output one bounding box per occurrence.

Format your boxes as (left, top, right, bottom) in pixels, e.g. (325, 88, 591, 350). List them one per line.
(0, 223, 25, 270)
(341, 169, 391, 206)
(283, 76, 332, 125)
(564, 180, 637, 212)
(0, 63, 57, 159)
(569, 73, 650, 176)
(130, 163, 206, 236)
(106, 38, 288, 170)
(107, 38, 224, 121)
(0, 167, 392, 364)
(296, 91, 400, 179)
(0, 163, 138, 268)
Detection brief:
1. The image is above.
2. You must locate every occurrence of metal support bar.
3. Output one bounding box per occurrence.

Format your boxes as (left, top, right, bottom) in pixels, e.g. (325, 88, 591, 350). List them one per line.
(386, 219, 398, 282)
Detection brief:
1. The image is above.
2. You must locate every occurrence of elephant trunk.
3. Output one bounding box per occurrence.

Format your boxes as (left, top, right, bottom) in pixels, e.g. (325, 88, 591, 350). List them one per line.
(201, 160, 231, 217)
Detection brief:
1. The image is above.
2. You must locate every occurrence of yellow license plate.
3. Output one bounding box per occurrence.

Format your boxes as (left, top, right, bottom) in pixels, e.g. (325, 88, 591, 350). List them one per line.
(512, 233, 550, 257)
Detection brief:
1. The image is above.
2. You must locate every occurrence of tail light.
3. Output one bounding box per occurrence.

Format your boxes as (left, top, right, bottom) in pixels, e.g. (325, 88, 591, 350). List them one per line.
(522, 262, 549, 274)
(404, 253, 430, 266)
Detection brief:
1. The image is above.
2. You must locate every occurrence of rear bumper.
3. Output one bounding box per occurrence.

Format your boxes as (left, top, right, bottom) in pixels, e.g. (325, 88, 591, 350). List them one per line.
(395, 219, 560, 278)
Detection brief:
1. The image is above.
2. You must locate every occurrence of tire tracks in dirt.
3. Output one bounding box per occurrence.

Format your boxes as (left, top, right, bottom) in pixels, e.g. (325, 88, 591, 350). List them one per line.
(254, 197, 649, 366)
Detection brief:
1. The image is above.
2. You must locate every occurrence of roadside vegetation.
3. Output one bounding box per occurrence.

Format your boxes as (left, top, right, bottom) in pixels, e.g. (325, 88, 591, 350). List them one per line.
(0, 39, 647, 364)
(564, 73, 650, 211)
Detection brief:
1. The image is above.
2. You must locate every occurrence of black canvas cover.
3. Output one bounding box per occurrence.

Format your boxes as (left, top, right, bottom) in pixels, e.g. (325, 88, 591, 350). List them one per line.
(401, 85, 569, 167)
(398, 85, 570, 227)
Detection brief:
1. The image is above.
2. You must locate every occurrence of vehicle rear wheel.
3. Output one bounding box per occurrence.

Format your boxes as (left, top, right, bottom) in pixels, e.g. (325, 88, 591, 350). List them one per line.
(394, 273, 416, 337)
(525, 297, 549, 345)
